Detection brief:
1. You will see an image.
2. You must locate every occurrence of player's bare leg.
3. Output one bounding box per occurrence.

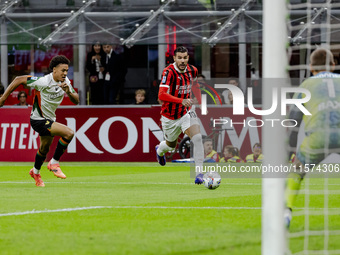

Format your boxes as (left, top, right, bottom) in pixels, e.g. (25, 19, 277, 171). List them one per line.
(47, 122, 74, 179)
(184, 124, 204, 184)
(30, 136, 53, 187)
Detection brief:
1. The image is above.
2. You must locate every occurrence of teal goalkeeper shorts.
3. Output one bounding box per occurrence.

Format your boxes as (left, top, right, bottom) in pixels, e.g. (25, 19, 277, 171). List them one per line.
(297, 131, 340, 164)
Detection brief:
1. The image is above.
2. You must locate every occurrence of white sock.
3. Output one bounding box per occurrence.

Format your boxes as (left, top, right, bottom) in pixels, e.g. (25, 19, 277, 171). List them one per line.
(191, 134, 204, 174)
(33, 167, 40, 175)
(50, 158, 59, 165)
(157, 141, 174, 156)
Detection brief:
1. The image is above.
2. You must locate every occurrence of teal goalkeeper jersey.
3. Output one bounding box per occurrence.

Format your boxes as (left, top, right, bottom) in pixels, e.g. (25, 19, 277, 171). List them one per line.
(289, 71, 340, 162)
(299, 72, 340, 133)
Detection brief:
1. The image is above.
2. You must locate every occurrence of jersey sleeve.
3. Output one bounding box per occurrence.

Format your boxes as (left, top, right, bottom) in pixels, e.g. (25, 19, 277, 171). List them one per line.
(158, 86, 183, 104)
(26, 76, 46, 91)
(158, 69, 183, 104)
(159, 69, 172, 89)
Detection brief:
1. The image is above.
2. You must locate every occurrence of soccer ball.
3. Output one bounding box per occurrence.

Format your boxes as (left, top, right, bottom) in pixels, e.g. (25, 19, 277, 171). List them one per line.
(203, 172, 221, 190)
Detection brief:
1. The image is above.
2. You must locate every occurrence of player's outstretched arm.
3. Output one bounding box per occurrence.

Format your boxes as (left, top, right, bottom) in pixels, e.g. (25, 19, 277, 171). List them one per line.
(0, 76, 28, 107)
(158, 87, 193, 107)
(158, 86, 182, 104)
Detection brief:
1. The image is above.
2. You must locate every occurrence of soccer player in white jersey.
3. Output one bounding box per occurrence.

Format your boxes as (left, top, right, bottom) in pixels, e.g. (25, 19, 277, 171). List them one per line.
(0, 55, 79, 187)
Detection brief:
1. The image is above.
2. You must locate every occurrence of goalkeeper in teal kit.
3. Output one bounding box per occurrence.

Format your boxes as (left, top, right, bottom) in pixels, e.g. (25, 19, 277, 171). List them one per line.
(285, 48, 340, 227)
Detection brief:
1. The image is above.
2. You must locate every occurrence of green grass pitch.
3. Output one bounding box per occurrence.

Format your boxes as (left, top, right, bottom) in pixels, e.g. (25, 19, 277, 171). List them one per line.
(0, 162, 339, 255)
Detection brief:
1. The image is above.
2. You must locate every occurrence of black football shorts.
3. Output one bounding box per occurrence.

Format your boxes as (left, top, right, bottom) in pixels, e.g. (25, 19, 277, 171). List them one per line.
(30, 118, 54, 136)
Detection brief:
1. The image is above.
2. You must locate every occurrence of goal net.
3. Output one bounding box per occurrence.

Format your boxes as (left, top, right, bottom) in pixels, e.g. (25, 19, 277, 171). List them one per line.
(286, 1, 340, 254)
(263, 0, 340, 254)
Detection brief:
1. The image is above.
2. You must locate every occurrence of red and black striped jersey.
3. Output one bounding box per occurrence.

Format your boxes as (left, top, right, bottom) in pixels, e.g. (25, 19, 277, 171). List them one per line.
(159, 63, 198, 120)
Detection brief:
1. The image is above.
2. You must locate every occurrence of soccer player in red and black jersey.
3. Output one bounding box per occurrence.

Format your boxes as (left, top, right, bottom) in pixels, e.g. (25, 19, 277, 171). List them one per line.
(155, 46, 205, 184)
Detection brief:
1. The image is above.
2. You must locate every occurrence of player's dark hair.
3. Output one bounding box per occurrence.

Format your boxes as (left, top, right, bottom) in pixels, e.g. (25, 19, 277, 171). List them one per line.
(174, 46, 188, 56)
(49, 55, 70, 71)
(310, 48, 335, 70)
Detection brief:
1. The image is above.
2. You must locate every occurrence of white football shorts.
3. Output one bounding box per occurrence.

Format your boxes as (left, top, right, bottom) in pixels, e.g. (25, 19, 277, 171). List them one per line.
(161, 111, 199, 142)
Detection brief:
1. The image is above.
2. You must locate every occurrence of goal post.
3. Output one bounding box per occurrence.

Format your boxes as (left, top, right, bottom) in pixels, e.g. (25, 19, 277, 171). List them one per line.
(262, 0, 340, 254)
(262, 0, 288, 254)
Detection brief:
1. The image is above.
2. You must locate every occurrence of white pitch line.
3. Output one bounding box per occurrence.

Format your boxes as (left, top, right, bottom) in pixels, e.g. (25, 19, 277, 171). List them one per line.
(2, 205, 339, 217)
(0, 205, 263, 217)
(0, 206, 112, 217)
(0, 181, 262, 185)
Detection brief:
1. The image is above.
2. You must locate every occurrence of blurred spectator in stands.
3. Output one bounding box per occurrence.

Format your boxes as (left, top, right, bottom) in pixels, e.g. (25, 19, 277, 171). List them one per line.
(234, 147, 241, 158)
(225, 90, 233, 105)
(134, 89, 146, 105)
(222, 77, 241, 104)
(203, 138, 220, 162)
(250, 68, 262, 104)
(220, 145, 233, 162)
(214, 92, 224, 105)
(16, 91, 29, 106)
(103, 43, 127, 104)
(224, 84, 247, 106)
(245, 143, 263, 163)
(197, 74, 206, 87)
(198, 74, 224, 105)
(86, 41, 105, 105)
(220, 145, 243, 163)
(197, 74, 214, 105)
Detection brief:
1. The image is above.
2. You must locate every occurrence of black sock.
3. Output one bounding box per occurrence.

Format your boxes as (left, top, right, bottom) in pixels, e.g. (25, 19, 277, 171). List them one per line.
(53, 137, 71, 161)
(34, 150, 46, 170)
